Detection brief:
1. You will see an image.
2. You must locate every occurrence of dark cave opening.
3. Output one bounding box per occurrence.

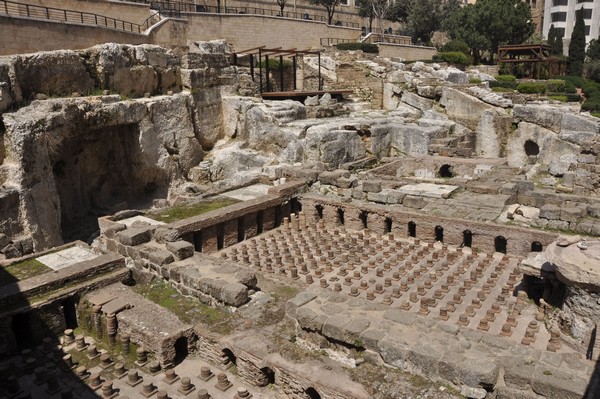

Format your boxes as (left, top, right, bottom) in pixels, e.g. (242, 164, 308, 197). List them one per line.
(50, 124, 167, 242)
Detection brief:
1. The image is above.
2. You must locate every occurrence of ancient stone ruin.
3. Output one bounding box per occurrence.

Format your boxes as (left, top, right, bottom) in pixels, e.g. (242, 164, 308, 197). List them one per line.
(0, 41, 599, 399)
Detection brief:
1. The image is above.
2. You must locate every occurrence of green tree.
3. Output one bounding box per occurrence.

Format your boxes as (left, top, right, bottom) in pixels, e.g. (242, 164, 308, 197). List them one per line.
(587, 39, 600, 61)
(386, 0, 410, 24)
(405, 0, 461, 45)
(547, 24, 564, 56)
(446, 0, 534, 63)
(309, 0, 339, 25)
(568, 9, 586, 76)
(356, 0, 375, 32)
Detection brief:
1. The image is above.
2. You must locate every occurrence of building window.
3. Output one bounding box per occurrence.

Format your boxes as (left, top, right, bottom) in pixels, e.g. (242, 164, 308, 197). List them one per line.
(577, 0, 594, 3)
(552, 0, 568, 6)
(340, 0, 349, 5)
(551, 12, 567, 22)
(556, 27, 566, 37)
(576, 8, 593, 19)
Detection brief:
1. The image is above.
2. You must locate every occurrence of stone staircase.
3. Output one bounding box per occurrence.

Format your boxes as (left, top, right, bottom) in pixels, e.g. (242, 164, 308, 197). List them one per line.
(428, 134, 474, 157)
(265, 101, 306, 124)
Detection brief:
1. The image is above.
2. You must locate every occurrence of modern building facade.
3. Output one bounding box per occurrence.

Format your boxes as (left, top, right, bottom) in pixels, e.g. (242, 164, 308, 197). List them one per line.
(542, 0, 600, 51)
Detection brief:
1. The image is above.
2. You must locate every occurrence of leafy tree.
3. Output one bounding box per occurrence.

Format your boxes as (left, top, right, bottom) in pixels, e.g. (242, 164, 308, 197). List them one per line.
(446, 0, 534, 63)
(386, 0, 410, 24)
(370, 0, 393, 38)
(309, 0, 339, 25)
(390, 0, 461, 45)
(568, 9, 586, 76)
(587, 39, 600, 61)
(356, 0, 375, 32)
(276, 0, 287, 17)
(547, 24, 563, 56)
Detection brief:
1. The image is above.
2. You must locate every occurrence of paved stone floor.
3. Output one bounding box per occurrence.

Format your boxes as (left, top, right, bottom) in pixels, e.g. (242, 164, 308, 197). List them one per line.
(37, 245, 100, 271)
(219, 218, 567, 353)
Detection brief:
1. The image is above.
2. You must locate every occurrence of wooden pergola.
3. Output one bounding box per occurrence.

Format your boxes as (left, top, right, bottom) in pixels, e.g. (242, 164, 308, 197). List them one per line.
(233, 47, 322, 94)
(497, 44, 566, 79)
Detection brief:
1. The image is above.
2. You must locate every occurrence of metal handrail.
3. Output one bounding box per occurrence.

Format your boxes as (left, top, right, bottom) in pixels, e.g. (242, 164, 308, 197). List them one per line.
(0, 0, 145, 33)
(146, 0, 359, 28)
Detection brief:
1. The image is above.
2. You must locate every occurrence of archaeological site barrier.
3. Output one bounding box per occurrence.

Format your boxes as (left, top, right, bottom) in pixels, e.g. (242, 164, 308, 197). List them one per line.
(0, 0, 147, 33)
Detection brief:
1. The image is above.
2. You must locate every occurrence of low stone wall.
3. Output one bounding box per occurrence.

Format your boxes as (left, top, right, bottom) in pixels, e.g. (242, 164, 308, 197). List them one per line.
(377, 43, 437, 61)
(300, 194, 557, 256)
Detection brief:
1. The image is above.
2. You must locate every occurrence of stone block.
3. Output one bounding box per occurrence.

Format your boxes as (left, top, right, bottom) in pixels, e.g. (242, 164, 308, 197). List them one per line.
(386, 191, 405, 204)
(547, 220, 569, 230)
(403, 195, 426, 209)
(560, 207, 585, 223)
(351, 189, 366, 200)
(295, 307, 326, 331)
(539, 204, 561, 220)
(362, 181, 381, 193)
(116, 227, 152, 246)
(166, 241, 194, 260)
(319, 169, 350, 185)
(516, 180, 534, 192)
(336, 177, 357, 189)
(359, 329, 385, 350)
(322, 315, 351, 342)
(148, 249, 175, 266)
(367, 192, 387, 204)
(588, 204, 600, 218)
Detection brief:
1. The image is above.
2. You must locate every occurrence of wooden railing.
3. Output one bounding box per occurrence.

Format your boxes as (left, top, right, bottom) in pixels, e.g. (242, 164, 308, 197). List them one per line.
(0, 0, 146, 33)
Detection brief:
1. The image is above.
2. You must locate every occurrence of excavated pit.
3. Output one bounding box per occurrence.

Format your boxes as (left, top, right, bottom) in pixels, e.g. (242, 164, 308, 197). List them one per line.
(50, 124, 167, 242)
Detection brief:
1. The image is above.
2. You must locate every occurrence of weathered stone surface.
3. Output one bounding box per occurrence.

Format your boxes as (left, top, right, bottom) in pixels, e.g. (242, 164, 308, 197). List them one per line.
(362, 181, 381, 193)
(539, 204, 561, 220)
(116, 227, 152, 246)
(400, 91, 433, 111)
(475, 109, 512, 158)
(548, 154, 577, 176)
(507, 122, 580, 168)
(559, 112, 600, 145)
(166, 241, 194, 260)
(440, 87, 495, 130)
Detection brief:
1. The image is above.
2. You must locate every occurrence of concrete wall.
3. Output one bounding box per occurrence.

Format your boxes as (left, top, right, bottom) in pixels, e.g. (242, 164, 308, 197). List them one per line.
(0, 16, 147, 55)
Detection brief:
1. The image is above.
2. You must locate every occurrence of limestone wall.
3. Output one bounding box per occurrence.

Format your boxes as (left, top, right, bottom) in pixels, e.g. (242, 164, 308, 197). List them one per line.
(0, 16, 147, 56)
(184, 13, 361, 52)
(377, 43, 437, 61)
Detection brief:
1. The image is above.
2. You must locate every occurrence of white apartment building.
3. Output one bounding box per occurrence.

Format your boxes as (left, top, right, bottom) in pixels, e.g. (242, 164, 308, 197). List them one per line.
(543, 0, 600, 52)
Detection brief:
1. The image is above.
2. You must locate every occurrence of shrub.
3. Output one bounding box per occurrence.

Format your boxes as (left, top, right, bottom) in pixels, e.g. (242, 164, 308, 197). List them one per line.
(582, 81, 600, 97)
(441, 52, 470, 65)
(469, 78, 482, 84)
(441, 39, 470, 55)
(581, 98, 600, 113)
(257, 59, 292, 70)
(496, 74, 517, 83)
(491, 86, 515, 93)
(560, 75, 584, 88)
(548, 95, 568, 102)
(516, 82, 547, 94)
(336, 42, 379, 54)
(587, 61, 600, 83)
(546, 79, 565, 92)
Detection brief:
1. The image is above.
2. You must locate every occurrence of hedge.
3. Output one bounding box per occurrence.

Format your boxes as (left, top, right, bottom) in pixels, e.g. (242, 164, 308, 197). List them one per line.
(336, 42, 379, 54)
(516, 82, 547, 94)
(432, 52, 470, 65)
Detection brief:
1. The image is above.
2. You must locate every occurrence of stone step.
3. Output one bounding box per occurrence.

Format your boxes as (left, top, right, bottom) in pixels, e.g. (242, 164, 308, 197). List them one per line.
(344, 102, 372, 112)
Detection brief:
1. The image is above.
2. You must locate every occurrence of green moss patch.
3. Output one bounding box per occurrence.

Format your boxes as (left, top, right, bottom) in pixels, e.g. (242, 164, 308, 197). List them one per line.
(133, 279, 236, 334)
(0, 258, 51, 286)
(145, 198, 240, 223)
